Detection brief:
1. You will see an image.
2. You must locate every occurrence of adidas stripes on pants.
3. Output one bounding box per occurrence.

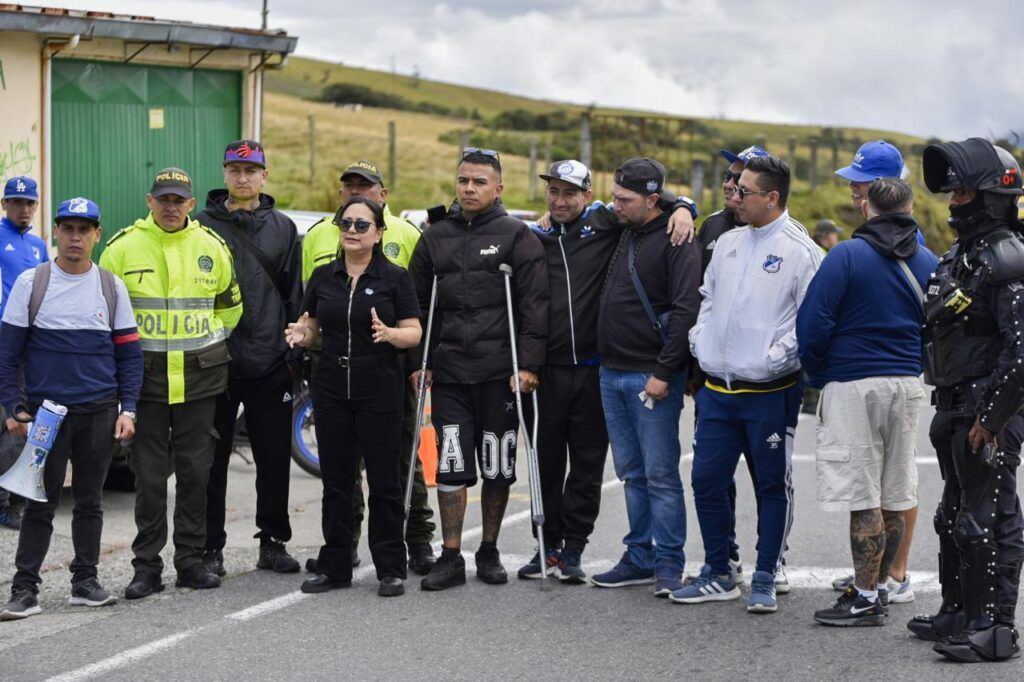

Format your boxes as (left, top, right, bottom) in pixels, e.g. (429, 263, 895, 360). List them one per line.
(692, 383, 801, 575)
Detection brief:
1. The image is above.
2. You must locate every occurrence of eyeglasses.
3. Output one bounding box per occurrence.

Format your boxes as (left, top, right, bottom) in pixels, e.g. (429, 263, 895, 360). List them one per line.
(735, 186, 771, 201)
(723, 170, 742, 185)
(337, 217, 375, 233)
(462, 147, 500, 160)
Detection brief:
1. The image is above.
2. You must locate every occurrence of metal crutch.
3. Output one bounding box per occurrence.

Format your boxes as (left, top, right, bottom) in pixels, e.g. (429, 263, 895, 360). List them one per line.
(498, 263, 549, 589)
(403, 275, 437, 536)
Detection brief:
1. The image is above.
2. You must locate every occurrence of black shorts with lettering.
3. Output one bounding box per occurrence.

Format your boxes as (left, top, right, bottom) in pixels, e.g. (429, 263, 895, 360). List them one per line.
(430, 380, 518, 488)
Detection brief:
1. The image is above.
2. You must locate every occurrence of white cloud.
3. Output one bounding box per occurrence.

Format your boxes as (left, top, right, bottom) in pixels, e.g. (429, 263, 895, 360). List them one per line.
(27, 0, 1024, 138)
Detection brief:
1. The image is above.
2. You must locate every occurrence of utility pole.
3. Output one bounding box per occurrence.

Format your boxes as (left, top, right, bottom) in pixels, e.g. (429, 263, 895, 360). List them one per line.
(261, 0, 268, 29)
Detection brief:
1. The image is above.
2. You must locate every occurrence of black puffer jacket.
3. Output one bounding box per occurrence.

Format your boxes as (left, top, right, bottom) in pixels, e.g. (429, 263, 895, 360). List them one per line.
(409, 202, 549, 384)
(197, 190, 302, 380)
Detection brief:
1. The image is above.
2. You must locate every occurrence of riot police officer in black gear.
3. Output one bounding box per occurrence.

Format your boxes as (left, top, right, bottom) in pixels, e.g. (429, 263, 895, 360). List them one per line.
(907, 137, 1024, 662)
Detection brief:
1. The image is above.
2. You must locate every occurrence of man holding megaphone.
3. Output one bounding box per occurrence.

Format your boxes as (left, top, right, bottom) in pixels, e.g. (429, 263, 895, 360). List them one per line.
(0, 198, 142, 621)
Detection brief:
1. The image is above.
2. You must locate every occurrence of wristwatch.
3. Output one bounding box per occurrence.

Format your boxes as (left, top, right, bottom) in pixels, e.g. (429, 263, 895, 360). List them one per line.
(119, 410, 137, 423)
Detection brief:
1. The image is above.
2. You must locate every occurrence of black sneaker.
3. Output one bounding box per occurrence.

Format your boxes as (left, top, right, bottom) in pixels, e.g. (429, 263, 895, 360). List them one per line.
(408, 543, 436, 576)
(257, 541, 300, 574)
(0, 588, 40, 620)
(124, 571, 165, 600)
(813, 586, 886, 627)
(421, 549, 466, 591)
(175, 564, 221, 590)
(516, 548, 560, 580)
(378, 577, 405, 597)
(474, 545, 508, 585)
(301, 574, 351, 594)
(0, 504, 21, 531)
(69, 579, 117, 607)
(203, 549, 226, 577)
(557, 548, 587, 585)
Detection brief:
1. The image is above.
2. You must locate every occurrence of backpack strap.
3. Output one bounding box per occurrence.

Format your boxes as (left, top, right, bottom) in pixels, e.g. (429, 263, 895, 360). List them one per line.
(27, 261, 52, 326)
(98, 267, 117, 330)
(897, 258, 926, 307)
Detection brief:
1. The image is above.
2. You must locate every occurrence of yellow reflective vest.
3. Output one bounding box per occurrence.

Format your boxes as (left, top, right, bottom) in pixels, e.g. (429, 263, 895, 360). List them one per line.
(302, 204, 420, 283)
(100, 213, 243, 404)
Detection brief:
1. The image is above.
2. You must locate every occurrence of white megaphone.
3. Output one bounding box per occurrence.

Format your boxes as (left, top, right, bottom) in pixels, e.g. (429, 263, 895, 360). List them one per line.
(0, 400, 69, 503)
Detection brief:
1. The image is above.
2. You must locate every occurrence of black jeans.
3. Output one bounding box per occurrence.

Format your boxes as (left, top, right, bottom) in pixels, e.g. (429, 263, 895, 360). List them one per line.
(206, 363, 294, 550)
(130, 397, 217, 574)
(12, 406, 116, 592)
(527, 365, 609, 552)
(312, 361, 405, 582)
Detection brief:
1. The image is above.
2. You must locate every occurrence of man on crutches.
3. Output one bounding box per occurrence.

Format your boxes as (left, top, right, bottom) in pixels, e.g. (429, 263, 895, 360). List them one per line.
(408, 149, 549, 591)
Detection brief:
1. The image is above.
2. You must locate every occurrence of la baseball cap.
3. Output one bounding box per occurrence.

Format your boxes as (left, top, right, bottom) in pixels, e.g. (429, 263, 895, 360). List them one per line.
(150, 167, 194, 199)
(55, 197, 101, 225)
(341, 160, 383, 185)
(835, 140, 904, 183)
(614, 157, 666, 196)
(540, 159, 592, 190)
(223, 139, 266, 168)
(719, 145, 770, 165)
(3, 175, 40, 201)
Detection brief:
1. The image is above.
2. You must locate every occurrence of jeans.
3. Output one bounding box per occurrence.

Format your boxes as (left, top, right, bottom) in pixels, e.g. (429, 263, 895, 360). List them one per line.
(13, 407, 116, 591)
(600, 367, 686, 575)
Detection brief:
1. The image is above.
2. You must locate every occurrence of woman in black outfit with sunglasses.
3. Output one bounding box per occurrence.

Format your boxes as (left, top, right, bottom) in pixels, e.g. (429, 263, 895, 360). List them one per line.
(286, 197, 422, 597)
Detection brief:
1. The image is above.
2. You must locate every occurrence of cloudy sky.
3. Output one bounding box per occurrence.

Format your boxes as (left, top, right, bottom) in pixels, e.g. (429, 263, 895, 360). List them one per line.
(30, 1, 1024, 141)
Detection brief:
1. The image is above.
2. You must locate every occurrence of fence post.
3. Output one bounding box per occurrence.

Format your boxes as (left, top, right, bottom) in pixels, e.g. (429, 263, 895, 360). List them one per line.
(787, 137, 797, 166)
(691, 158, 705, 212)
(809, 136, 819, 191)
(308, 114, 316, 186)
(388, 121, 397, 189)
(459, 130, 470, 163)
(528, 136, 538, 202)
(579, 110, 593, 168)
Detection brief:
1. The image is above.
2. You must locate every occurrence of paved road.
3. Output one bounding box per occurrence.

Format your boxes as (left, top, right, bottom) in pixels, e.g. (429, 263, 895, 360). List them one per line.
(1, 402, 1020, 680)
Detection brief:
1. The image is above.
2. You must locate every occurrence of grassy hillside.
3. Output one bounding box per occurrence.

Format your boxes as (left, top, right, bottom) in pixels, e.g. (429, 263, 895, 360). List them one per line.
(262, 57, 957, 248)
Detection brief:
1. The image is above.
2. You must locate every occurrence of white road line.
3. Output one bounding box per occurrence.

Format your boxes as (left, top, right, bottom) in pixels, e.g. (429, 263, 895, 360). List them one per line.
(680, 452, 939, 466)
(226, 590, 310, 621)
(45, 632, 193, 682)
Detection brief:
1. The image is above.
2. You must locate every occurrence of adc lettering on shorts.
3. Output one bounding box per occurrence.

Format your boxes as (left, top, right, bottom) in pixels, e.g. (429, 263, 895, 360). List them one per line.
(438, 425, 465, 473)
(480, 430, 516, 479)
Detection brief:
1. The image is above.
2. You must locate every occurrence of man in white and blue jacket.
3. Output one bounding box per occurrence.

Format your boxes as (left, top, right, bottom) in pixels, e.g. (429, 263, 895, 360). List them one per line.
(672, 155, 820, 614)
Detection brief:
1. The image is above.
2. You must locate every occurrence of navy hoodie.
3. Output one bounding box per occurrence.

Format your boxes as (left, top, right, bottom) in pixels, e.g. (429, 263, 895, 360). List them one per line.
(796, 213, 939, 388)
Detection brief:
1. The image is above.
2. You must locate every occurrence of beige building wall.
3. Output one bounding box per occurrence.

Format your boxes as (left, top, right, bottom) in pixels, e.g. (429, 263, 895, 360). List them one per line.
(0, 32, 44, 238)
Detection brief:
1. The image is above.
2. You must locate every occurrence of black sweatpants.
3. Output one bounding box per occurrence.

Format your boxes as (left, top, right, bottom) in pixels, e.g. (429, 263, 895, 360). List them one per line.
(206, 363, 294, 550)
(12, 406, 116, 592)
(312, 360, 406, 582)
(527, 365, 608, 552)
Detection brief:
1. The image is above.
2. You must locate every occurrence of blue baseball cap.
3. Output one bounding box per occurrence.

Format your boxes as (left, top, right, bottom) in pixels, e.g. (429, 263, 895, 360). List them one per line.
(835, 140, 904, 182)
(55, 197, 101, 225)
(719, 145, 770, 165)
(3, 176, 40, 201)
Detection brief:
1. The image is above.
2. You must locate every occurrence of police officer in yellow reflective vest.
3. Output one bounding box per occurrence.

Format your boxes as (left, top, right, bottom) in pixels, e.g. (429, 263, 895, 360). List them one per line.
(100, 168, 242, 599)
(302, 160, 437, 575)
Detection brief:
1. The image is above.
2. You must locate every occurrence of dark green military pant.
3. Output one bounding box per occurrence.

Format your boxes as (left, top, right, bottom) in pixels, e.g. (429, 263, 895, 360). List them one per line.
(130, 397, 217, 574)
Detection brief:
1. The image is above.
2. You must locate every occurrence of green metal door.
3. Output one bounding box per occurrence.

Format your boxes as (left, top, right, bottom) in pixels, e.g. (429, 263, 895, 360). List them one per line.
(51, 59, 241, 259)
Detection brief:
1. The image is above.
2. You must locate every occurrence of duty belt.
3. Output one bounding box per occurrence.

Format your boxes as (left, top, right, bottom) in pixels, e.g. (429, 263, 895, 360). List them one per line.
(932, 384, 973, 414)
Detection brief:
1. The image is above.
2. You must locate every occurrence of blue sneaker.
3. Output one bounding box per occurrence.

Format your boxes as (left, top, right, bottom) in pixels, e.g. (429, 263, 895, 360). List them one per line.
(557, 549, 586, 585)
(747, 570, 777, 613)
(516, 548, 560, 580)
(669, 565, 740, 603)
(590, 554, 655, 588)
(654, 571, 685, 598)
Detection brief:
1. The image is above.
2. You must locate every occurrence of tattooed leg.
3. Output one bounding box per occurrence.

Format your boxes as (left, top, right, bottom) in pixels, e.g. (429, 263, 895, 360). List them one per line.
(850, 508, 884, 590)
(438, 488, 467, 550)
(480, 482, 510, 544)
(878, 509, 906, 585)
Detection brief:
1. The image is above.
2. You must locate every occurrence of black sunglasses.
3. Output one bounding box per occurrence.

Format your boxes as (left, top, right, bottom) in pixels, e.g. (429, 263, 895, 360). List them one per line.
(462, 147, 500, 160)
(337, 217, 376, 233)
(723, 170, 743, 185)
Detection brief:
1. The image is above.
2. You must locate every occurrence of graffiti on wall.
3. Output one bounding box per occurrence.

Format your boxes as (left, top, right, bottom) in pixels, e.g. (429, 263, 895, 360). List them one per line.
(0, 139, 37, 177)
